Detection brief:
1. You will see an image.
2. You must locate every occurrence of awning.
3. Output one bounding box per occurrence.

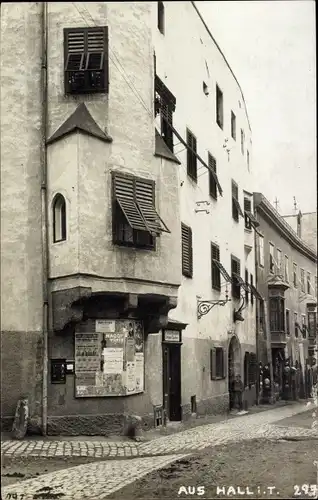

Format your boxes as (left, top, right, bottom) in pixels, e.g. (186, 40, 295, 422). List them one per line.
(232, 197, 244, 217)
(233, 273, 250, 292)
(160, 116, 223, 196)
(212, 260, 233, 283)
(245, 210, 260, 228)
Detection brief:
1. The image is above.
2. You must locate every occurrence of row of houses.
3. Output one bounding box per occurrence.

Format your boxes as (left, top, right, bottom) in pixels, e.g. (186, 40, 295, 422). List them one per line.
(1, 1, 317, 435)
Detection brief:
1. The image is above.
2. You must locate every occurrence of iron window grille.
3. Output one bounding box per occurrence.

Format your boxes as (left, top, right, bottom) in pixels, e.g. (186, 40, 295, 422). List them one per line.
(232, 181, 243, 222)
(155, 75, 176, 152)
(216, 84, 224, 129)
(231, 257, 241, 299)
(210, 347, 225, 380)
(112, 172, 169, 249)
(186, 129, 197, 181)
(181, 223, 193, 278)
(64, 27, 109, 95)
(231, 110, 236, 140)
(208, 153, 217, 200)
(269, 297, 285, 332)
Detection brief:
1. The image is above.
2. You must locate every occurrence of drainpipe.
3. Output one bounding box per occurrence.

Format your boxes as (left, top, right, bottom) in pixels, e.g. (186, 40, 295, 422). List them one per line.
(40, 1, 49, 436)
(254, 229, 260, 404)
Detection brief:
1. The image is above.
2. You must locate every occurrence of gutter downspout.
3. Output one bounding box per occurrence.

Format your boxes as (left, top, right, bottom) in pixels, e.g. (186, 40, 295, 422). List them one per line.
(41, 1, 49, 436)
(254, 228, 260, 404)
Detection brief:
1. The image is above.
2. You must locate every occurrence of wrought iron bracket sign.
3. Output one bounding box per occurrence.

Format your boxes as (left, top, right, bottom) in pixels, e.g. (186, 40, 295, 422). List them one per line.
(197, 296, 231, 320)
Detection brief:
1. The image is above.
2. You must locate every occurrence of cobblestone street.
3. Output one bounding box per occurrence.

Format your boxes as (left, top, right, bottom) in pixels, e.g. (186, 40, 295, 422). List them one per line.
(2, 402, 317, 499)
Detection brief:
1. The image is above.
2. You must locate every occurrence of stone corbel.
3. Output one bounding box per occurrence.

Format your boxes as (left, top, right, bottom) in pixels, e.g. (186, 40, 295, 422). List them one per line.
(145, 296, 178, 334)
(52, 287, 92, 332)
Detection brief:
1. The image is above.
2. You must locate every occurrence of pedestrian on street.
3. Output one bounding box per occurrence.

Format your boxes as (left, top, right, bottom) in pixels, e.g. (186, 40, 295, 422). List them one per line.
(232, 374, 244, 411)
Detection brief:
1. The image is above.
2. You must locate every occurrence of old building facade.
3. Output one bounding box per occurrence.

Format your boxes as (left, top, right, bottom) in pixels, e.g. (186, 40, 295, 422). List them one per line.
(254, 194, 317, 400)
(1, 1, 257, 435)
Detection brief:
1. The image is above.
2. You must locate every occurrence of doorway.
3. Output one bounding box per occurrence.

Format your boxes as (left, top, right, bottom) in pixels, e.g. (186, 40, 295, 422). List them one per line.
(162, 344, 181, 421)
(228, 335, 241, 410)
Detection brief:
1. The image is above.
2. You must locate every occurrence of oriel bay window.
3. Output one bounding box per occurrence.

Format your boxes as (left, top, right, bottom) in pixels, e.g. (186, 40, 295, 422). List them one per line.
(181, 223, 193, 278)
(269, 296, 285, 332)
(112, 172, 169, 248)
(64, 27, 109, 94)
(155, 75, 176, 152)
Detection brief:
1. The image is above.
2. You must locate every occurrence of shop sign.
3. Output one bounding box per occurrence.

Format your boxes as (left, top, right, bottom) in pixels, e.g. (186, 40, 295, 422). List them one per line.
(163, 330, 180, 343)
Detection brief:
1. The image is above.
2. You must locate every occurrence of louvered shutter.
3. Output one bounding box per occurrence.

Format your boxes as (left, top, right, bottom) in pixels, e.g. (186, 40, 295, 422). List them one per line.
(113, 175, 147, 231)
(181, 224, 193, 277)
(210, 348, 216, 380)
(136, 180, 170, 234)
(65, 30, 85, 70)
(209, 154, 217, 198)
(86, 28, 105, 70)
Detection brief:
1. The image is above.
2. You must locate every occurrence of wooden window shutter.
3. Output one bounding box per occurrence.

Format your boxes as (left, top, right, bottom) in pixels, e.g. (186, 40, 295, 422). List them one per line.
(136, 179, 170, 234)
(211, 244, 220, 261)
(210, 348, 217, 380)
(113, 174, 148, 232)
(181, 223, 193, 277)
(209, 154, 217, 199)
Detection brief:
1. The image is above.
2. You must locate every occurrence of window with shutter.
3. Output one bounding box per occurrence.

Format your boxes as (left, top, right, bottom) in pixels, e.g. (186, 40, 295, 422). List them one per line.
(231, 256, 241, 299)
(112, 172, 169, 248)
(208, 153, 217, 200)
(181, 223, 193, 278)
(232, 181, 243, 222)
(250, 273, 254, 305)
(231, 111, 236, 140)
(216, 85, 223, 129)
(244, 197, 252, 229)
(187, 129, 197, 181)
(64, 27, 108, 95)
(245, 269, 249, 304)
(155, 75, 175, 152)
(211, 243, 221, 290)
(211, 347, 225, 379)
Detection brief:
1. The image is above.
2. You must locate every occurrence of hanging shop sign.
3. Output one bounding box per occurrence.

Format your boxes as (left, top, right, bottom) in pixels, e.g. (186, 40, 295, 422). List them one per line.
(75, 319, 144, 398)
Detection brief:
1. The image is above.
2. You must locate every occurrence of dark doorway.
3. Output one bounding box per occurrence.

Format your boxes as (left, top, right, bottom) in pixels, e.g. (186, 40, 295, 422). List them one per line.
(162, 344, 181, 421)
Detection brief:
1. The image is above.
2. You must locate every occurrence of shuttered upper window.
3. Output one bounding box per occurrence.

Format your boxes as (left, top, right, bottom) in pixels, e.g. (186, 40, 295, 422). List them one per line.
(186, 129, 197, 182)
(208, 153, 217, 200)
(232, 181, 243, 222)
(211, 243, 221, 291)
(64, 27, 109, 95)
(155, 75, 176, 152)
(181, 223, 193, 278)
(231, 256, 241, 299)
(112, 172, 169, 248)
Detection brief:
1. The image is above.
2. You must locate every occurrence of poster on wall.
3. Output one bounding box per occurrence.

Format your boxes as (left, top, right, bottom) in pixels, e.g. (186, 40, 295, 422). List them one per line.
(75, 319, 144, 397)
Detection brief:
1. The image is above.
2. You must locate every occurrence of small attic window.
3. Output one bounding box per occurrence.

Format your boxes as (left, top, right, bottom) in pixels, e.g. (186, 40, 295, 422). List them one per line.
(203, 82, 209, 96)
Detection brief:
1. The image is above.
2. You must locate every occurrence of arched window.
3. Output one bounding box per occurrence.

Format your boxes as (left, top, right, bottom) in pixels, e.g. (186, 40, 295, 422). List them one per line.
(53, 194, 66, 243)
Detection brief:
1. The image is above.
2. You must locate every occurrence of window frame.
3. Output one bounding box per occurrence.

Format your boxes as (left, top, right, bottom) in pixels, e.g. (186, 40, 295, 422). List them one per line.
(240, 128, 244, 155)
(284, 255, 289, 282)
(307, 271, 311, 295)
(269, 296, 285, 332)
(211, 243, 221, 291)
(210, 347, 225, 380)
(186, 128, 197, 182)
(258, 235, 265, 267)
(286, 309, 290, 335)
(293, 263, 298, 288)
(250, 273, 254, 306)
(216, 84, 224, 129)
(276, 248, 282, 274)
(64, 26, 109, 95)
(300, 268, 305, 292)
(232, 180, 242, 223)
(294, 312, 298, 337)
(231, 110, 236, 140)
(245, 269, 249, 305)
(53, 194, 67, 243)
(269, 242, 275, 274)
(181, 222, 193, 278)
(244, 196, 252, 230)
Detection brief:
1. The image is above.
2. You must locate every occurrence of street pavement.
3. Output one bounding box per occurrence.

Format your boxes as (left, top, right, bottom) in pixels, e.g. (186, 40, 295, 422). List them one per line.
(1, 402, 317, 500)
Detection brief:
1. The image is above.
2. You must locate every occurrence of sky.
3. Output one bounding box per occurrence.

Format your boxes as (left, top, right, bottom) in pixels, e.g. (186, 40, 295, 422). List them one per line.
(198, 0, 316, 215)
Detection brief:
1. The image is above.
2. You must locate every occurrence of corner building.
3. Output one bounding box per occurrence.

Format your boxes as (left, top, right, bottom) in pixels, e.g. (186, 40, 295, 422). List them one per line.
(1, 2, 257, 435)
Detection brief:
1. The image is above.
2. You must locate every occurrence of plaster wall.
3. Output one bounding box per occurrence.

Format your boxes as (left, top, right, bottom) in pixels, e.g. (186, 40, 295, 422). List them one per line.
(152, 1, 256, 407)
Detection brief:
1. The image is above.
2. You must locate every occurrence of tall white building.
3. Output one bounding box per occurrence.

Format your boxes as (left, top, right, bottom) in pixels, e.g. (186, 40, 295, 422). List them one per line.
(1, 1, 257, 435)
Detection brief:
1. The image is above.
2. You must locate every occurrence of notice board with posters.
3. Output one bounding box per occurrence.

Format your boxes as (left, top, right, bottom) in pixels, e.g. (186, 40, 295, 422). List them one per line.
(75, 319, 144, 397)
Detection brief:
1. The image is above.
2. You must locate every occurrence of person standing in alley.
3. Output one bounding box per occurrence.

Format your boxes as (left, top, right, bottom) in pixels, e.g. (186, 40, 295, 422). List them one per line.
(232, 374, 244, 411)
